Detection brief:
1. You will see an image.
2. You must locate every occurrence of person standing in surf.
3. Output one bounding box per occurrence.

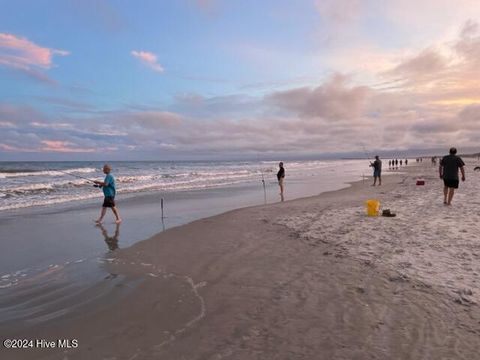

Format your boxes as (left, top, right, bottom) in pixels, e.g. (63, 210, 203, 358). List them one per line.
(277, 162, 285, 201)
(94, 164, 122, 224)
(370, 155, 382, 186)
(439, 147, 465, 205)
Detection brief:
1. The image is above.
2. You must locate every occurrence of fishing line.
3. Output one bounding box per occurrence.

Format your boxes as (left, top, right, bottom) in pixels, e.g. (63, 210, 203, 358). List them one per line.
(49, 169, 100, 187)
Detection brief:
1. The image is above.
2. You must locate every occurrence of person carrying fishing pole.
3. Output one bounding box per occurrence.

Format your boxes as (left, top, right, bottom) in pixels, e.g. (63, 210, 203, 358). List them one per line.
(369, 155, 382, 186)
(94, 164, 122, 224)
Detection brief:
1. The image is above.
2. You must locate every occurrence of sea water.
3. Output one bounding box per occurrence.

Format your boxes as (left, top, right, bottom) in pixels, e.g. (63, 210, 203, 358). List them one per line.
(0, 159, 374, 212)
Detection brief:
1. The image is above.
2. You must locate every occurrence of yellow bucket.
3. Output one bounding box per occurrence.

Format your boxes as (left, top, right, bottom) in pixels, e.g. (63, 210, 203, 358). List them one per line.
(365, 199, 380, 216)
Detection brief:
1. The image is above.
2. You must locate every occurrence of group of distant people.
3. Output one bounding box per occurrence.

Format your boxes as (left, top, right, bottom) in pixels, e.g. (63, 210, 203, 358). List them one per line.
(387, 158, 408, 170)
(368, 147, 466, 205)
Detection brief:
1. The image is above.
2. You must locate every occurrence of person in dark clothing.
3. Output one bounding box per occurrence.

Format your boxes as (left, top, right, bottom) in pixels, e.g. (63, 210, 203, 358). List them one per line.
(277, 162, 285, 200)
(439, 147, 465, 205)
(369, 155, 382, 186)
(395, 159, 398, 168)
(405, 159, 408, 165)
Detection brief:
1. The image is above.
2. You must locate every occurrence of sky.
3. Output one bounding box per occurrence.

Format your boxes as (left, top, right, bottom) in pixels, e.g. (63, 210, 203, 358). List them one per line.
(1, 0, 480, 161)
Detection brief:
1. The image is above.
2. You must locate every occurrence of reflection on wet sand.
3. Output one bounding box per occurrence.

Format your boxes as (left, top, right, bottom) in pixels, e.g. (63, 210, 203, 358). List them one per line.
(97, 223, 120, 251)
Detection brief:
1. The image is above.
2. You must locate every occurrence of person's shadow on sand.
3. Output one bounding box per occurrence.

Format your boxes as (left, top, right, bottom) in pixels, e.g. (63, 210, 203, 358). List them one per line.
(97, 223, 120, 251)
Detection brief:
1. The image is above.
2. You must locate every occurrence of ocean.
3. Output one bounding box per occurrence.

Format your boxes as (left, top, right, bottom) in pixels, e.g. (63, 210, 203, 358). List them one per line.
(0, 159, 373, 212)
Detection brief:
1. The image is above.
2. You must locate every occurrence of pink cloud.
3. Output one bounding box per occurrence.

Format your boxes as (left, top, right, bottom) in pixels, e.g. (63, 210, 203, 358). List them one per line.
(0, 33, 69, 71)
(0, 143, 18, 152)
(193, 0, 217, 14)
(40, 140, 96, 153)
(131, 50, 164, 72)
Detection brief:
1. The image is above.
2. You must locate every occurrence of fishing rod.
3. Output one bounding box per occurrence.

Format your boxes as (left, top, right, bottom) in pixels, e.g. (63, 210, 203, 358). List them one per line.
(50, 169, 100, 187)
(359, 143, 374, 166)
(474, 148, 480, 171)
(256, 156, 267, 204)
(261, 166, 266, 204)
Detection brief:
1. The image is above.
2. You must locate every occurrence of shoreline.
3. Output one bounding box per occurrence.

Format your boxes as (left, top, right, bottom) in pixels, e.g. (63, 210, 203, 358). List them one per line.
(0, 163, 372, 282)
(2, 162, 480, 359)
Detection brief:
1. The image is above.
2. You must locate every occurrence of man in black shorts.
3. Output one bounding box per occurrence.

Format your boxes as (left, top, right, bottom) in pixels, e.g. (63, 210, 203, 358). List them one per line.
(439, 147, 465, 205)
(94, 164, 122, 224)
(370, 155, 382, 186)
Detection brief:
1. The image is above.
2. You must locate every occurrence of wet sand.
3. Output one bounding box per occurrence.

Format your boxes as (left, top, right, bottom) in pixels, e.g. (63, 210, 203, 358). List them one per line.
(2, 162, 480, 359)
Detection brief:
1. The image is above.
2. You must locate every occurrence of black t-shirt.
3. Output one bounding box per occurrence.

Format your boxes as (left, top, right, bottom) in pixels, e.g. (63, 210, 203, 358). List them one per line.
(277, 167, 285, 181)
(440, 154, 465, 180)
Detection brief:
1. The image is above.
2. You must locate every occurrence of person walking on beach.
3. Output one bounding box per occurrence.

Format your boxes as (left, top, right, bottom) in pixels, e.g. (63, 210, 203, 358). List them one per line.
(277, 162, 285, 200)
(370, 155, 382, 186)
(439, 147, 465, 206)
(94, 164, 122, 224)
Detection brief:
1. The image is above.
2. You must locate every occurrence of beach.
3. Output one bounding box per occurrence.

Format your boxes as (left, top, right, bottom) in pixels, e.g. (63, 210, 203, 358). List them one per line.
(1, 160, 480, 359)
(0, 160, 369, 289)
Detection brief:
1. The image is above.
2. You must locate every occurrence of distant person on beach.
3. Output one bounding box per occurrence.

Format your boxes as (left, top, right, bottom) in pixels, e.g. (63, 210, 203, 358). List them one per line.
(370, 155, 382, 186)
(395, 159, 398, 168)
(439, 147, 465, 206)
(405, 159, 408, 165)
(94, 164, 122, 224)
(400, 159, 403, 166)
(277, 162, 285, 200)
(388, 160, 391, 168)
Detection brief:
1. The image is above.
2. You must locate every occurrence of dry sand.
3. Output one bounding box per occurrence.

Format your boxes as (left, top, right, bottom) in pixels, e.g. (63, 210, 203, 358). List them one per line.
(2, 162, 480, 359)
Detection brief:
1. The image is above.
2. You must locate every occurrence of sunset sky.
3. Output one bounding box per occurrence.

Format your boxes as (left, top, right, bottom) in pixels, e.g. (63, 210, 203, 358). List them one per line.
(1, 0, 480, 160)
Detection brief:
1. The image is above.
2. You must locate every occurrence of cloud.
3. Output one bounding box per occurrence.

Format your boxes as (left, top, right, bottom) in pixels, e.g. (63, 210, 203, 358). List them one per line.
(267, 74, 370, 120)
(0, 33, 69, 84)
(0, 103, 128, 155)
(67, 0, 127, 32)
(34, 96, 95, 112)
(384, 0, 480, 34)
(194, 0, 215, 9)
(0, 143, 18, 151)
(131, 50, 164, 73)
(40, 140, 96, 153)
(171, 93, 264, 119)
(117, 110, 182, 129)
(458, 104, 480, 125)
(315, 0, 363, 26)
(391, 49, 447, 77)
(0, 121, 16, 128)
(191, 0, 218, 15)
